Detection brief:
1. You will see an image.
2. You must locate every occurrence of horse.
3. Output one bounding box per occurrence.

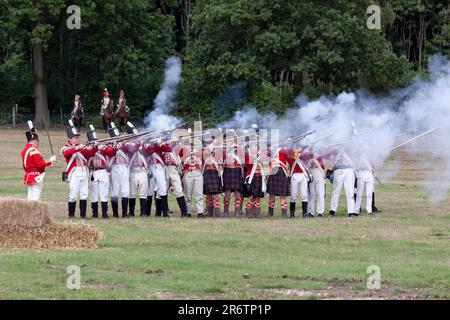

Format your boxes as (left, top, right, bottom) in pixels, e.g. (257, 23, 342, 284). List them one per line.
(71, 103, 84, 131)
(116, 100, 129, 132)
(102, 100, 114, 132)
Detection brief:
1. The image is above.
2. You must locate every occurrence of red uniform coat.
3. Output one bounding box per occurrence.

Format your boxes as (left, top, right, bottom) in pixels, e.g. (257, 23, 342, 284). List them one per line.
(178, 145, 202, 173)
(286, 149, 311, 174)
(61, 143, 97, 176)
(88, 145, 115, 169)
(21, 143, 52, 185)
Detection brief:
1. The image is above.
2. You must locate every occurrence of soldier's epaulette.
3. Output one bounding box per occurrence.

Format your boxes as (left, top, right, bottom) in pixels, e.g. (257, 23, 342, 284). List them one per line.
(29, 149, 41, 156)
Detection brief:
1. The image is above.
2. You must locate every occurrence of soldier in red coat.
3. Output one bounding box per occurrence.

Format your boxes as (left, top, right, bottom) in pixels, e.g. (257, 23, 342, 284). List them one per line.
(21, 121, 56, 200)
(86, 125, 115, 218)
(61, 120, 97, 219)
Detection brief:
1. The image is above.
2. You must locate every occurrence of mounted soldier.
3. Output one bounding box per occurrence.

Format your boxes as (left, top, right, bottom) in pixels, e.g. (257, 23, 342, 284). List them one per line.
(100, 88, 114, 132)
(115, 89, 129, 132)
(70, 94, 84, 131)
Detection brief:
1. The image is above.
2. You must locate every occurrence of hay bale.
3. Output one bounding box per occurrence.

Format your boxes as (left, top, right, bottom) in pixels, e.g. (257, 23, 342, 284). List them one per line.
(0, 222, 102, 249)
(0, 197, 51, 227)
(0, 197, 102, 249)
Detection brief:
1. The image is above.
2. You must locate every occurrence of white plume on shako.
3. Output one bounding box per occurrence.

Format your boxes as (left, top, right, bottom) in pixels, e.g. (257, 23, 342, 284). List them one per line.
(144, 56, 183, 132)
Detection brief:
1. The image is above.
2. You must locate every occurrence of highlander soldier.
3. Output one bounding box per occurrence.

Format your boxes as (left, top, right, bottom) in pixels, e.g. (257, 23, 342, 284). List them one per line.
(266, 146, 290, 218)
(21, 121, 56, 200)
(61, 120, 97, 219)
(243, 144, 265, 218)
(86, 125, 115, 219)
(222, 130, 245, 218)
(201, 134, 222, 217)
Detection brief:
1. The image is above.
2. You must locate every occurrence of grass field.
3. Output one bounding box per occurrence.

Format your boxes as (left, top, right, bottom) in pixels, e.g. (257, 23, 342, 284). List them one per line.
(0, 127, 449, 299)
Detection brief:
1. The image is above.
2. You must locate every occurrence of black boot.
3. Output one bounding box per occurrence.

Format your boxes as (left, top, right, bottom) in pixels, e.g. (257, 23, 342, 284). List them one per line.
(139, 198, 147, 217)
(79, 200, 87, 219)
(91, 202, 98, 219)
(101, 201, 109, 219)
(111, 199, 119, 218)
(68, 201, 76, 219)
(267, 207, 274, 217)
(146, 195, 152, 216)
(302, 202, 310, 218)
(161, 195, 170, 217)
(155, 197, 162, 217)
(128, 198, 136, 217)
(122, 197, 129, 218)
(176, 196, 188, 217)
(290, 202, 296, 218)
(372, 192, 379, 212)
(329, 210, 336, 217)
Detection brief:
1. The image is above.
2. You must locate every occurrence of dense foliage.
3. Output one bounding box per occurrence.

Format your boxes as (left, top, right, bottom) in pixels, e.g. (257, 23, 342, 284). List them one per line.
(1, 0, 449, 125)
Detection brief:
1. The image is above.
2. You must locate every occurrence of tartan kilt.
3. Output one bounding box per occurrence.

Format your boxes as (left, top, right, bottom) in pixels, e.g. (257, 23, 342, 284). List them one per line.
(203, 169, 223, 194)
(243, 174, 264, 198)
(266, 169, 290, 196)
(222, 167, 243, 192)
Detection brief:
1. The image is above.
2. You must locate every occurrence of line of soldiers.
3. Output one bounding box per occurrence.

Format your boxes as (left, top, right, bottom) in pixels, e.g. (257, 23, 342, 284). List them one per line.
(21, 122, 378, 219)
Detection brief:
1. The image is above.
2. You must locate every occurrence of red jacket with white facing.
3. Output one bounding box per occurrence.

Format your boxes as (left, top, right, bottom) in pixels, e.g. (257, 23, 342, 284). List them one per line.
(286, 148, 312, 174)
(177, 145, 202, 173)
(61, 142, 97, 176)
(143, 142, 172, 165)
(87, 145, 115, 169)
(21, 143, 52, 185)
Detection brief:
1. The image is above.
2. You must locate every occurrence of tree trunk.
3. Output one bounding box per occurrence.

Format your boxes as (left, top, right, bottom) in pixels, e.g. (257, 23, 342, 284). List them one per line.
(32, 42, 49, 127)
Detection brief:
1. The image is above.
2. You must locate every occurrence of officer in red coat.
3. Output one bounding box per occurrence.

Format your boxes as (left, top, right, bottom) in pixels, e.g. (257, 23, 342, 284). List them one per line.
(21, 121, 56, 200)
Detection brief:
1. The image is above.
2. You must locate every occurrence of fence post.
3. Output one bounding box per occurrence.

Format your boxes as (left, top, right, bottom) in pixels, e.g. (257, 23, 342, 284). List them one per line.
(60, 106, 63, 126)
(12, 106, 16, 128)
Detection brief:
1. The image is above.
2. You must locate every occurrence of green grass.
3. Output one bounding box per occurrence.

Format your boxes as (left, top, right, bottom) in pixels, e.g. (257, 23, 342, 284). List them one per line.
(0, 129, 449, 299)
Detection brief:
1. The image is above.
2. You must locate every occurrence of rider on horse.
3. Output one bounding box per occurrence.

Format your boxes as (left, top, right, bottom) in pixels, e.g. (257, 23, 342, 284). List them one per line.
(115, 89, 130, 132)
(115, 90, 130, 114)
(70, 94, 84, 131)
(100, 88, 115, 132)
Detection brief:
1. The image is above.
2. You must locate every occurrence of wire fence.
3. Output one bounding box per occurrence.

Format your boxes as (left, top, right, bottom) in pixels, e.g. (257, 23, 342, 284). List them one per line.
(0, 106, 145, 129)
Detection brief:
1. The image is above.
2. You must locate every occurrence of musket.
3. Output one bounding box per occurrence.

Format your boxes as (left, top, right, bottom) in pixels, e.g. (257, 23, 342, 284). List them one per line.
(283, 130, 316, 144)
(388, 128, 437, 152)
(41, 117, 55, 156)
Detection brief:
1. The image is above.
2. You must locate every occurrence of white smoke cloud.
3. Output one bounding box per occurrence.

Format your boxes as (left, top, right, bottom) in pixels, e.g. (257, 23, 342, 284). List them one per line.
(144, 56, 183, 131)
(219, 54, 450, 203)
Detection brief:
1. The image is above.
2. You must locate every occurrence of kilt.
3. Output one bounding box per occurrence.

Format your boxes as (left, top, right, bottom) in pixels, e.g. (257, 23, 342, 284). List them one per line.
(203, 169, 223, 194)
(267, 169, 290, 196)
(222, 167, 243, 192)
(243, 174, 264, 198)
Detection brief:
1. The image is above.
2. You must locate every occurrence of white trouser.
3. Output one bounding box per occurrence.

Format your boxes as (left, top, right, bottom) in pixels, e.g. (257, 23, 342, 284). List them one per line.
(308, 168, 325, 215)
(355, 170, 374, 214)
(27, 180, 44, 201)
(90, 169, 110, 203)
(183, 170, 203, 214)
(110, 164, 130, 198)
(329, 168, 355, 214)
(150, 164, 167, 197)
(290, 172, 309, 203)
(129, 169, 148, 199)
(167, 166, 184, 198)
(69, 167, 89, 202)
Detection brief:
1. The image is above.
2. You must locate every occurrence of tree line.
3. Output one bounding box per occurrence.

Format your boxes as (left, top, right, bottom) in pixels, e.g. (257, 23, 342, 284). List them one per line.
(1, 0, 449, 126)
